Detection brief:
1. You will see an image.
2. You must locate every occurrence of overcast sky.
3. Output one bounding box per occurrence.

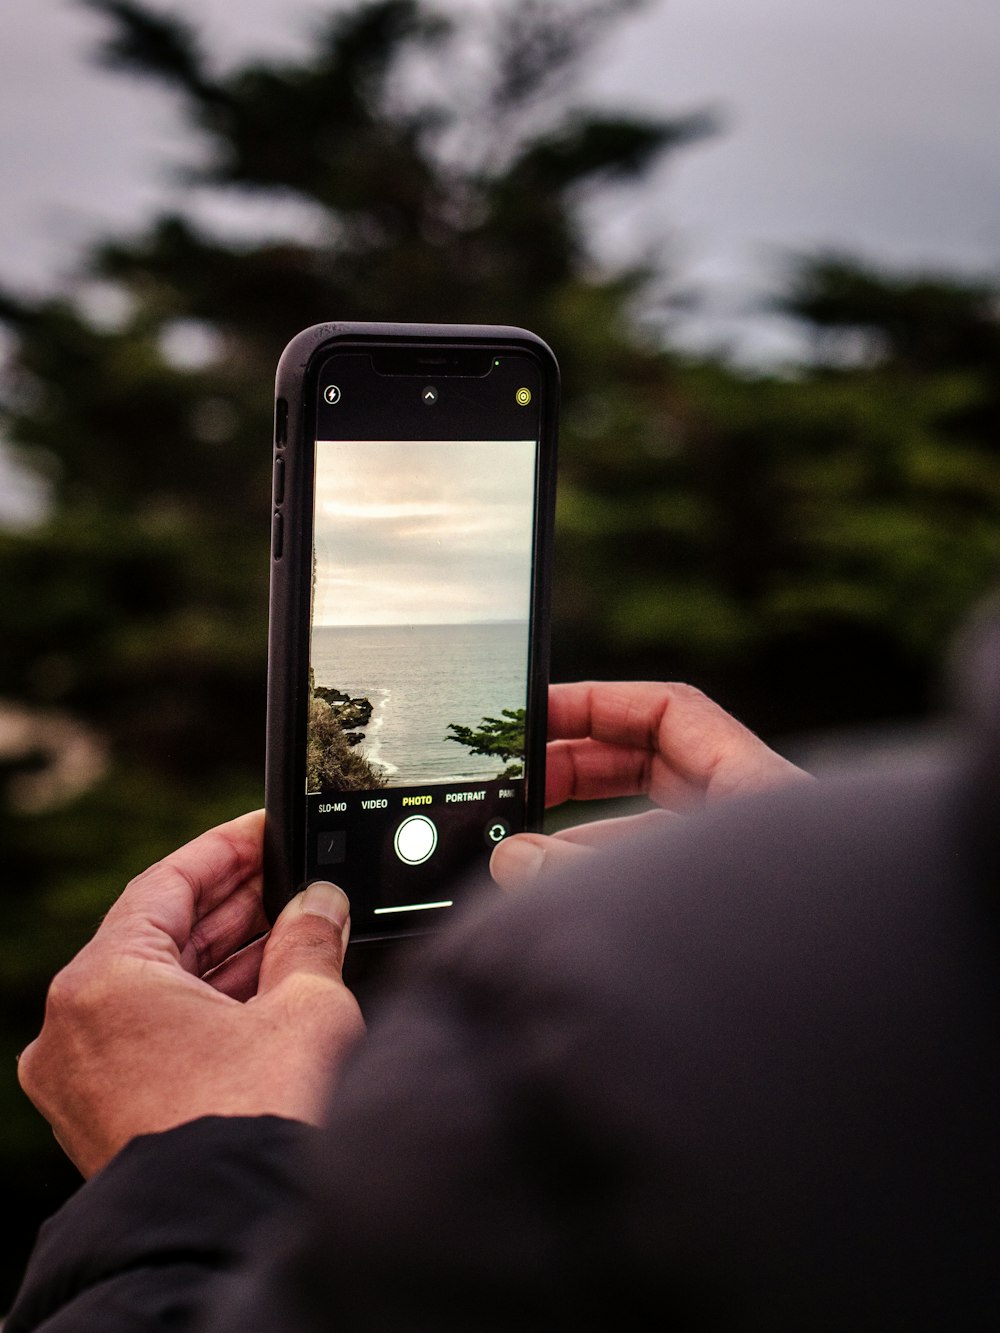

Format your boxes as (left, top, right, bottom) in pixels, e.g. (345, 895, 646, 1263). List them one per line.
(312, 439, 537, 624)
(2, 0, 997, 347)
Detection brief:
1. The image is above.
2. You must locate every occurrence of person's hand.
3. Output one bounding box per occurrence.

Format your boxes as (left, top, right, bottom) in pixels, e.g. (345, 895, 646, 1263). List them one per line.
(491, 681, 811, 891)
(16, 809, 365, 1180)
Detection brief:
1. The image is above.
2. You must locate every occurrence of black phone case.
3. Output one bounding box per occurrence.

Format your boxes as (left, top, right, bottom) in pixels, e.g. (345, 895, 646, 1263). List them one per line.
(263, 322, 559, 959)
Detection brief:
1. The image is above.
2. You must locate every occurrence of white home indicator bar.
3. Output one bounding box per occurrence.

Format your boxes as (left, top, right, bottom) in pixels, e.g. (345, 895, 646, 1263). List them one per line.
(374, 900, 454, 916)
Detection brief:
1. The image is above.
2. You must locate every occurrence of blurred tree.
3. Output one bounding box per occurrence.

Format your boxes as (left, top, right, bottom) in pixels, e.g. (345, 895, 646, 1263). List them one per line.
(556, 255, 1000, 738)
(781, 253, 1000, 374)
(0, 0, 713, 1304)
(0, 0, 711, 783)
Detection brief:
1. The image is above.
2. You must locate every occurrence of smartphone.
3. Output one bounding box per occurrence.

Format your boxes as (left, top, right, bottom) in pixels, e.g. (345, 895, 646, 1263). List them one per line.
(263, 322, 559, 953)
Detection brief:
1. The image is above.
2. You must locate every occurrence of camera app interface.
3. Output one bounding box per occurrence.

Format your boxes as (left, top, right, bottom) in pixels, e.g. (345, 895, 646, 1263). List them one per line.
(305, 359, 542, 935)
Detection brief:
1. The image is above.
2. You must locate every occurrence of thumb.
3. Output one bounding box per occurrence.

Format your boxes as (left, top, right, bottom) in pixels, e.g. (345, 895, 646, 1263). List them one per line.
(490, 833, 594, 892)
(257, 880, 351, 995)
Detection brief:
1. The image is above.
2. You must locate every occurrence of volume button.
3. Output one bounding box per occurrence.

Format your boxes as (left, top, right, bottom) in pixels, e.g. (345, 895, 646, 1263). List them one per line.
(272, 511, 284, 560)
(273, 457, 285, 504)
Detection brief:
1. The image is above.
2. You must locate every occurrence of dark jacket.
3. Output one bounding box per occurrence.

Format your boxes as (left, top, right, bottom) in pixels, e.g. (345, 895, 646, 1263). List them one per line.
(8, 619, 1000, 1331)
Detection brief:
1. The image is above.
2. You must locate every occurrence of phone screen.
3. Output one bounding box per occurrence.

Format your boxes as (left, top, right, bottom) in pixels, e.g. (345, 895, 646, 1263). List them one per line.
(302, 348, 549, 938)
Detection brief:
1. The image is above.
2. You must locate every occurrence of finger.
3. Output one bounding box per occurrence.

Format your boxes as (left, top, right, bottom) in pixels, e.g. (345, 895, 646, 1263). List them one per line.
(256, 881, 351, 996)
(490, 832, 595, 892)
(97, 810, 267, 972)
(545, 736, 720, 809)
(546, 682, 807, 807)
(547, 808, 680, 847)
(490, 810, 679, 890)
(201, 933, 268, 1001)
(544, 737, 651, 807)
(548, 680, 756, 759)
(546, 681, 722, 806)
(547, 681, 661, 741)
(185, 882, 270, 978)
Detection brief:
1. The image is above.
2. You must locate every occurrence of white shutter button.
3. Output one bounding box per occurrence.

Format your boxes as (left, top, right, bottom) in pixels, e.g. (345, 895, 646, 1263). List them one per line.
(393, 815, 438, 865)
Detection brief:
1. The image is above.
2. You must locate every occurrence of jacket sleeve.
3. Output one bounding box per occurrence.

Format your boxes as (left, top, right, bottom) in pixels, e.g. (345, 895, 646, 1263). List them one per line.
(4, 1115, 317, 1333)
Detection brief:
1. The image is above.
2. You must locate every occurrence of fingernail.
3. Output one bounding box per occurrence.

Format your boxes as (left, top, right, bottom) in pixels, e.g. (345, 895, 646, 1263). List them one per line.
(492, 836, 545, 886)
(299, 880, 350, 928)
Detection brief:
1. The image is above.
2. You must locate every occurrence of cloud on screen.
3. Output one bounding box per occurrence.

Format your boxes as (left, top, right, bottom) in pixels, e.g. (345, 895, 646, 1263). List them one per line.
(312, 439, 536, 625)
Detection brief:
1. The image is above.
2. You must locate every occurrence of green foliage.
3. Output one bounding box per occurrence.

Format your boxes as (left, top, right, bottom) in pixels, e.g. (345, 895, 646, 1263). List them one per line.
(307, 694, 386, 792)
(446, 708, 526, 777)
(551, 257, 1000, 734)
(778, 253, 1000, 374)
(0, 0, 703, 780)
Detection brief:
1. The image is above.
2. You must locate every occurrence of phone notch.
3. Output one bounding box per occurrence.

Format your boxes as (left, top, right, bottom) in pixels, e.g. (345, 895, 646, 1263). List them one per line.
(370, 348, 494, 377)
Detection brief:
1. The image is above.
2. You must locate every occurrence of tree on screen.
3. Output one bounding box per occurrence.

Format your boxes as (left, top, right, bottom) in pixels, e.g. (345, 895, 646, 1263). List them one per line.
(446, 707, 526, 778)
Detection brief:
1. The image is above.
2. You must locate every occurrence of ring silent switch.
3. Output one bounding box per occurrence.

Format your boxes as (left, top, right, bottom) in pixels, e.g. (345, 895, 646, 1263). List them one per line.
(393, 815, 438, 865)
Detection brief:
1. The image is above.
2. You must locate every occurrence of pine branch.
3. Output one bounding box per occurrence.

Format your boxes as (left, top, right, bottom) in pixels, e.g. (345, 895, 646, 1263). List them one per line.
(76, 0, 221, 103)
